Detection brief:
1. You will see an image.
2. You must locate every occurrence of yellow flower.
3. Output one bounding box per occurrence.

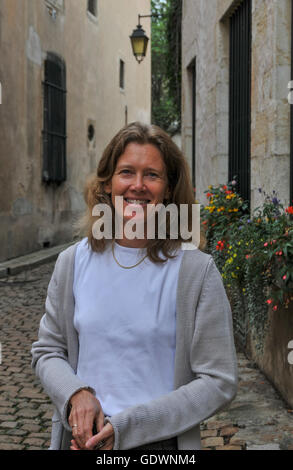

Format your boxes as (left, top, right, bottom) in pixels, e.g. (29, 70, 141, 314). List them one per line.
(242, 288, 246, 292)
(233, 253, 237, 258)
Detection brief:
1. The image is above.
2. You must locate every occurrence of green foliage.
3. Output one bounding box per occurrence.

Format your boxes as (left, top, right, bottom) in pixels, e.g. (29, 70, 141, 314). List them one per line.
(151, 0, 182, 134)
(201, 182, 293, 352)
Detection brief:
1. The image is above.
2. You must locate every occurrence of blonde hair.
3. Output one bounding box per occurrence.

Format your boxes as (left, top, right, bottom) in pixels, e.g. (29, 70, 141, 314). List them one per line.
(76, 122, 206, 262)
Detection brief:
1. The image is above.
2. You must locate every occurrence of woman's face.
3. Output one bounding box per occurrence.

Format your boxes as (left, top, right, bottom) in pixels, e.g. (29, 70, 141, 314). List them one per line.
(105, 142, 170, 229)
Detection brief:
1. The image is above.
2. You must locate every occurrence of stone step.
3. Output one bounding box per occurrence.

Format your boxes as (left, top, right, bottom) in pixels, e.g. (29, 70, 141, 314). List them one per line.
(0, 242, 75, 277)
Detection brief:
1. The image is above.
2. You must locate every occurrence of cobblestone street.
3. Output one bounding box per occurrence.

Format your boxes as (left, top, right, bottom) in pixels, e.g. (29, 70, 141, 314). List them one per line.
(0, 260, 292, 450)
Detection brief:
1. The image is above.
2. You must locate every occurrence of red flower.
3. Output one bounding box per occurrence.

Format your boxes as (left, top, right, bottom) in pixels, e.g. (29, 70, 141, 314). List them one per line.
(285, 206, 293, 214)
(216, 240, 225, 251)
(273, 305, 278, 311)
(264, 242, 268, 247)
(266, 299, 273, 305)
(283, 274, 287, 280)
(206, 192, 213, 198)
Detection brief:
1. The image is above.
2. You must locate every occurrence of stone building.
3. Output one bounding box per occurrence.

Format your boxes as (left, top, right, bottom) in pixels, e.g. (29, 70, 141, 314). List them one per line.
(181, 0, 293, 211)
(0, 0, 151, 261)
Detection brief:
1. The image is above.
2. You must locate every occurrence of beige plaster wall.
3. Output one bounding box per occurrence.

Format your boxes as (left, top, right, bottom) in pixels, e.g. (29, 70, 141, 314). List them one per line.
(0, 0, 151, 260)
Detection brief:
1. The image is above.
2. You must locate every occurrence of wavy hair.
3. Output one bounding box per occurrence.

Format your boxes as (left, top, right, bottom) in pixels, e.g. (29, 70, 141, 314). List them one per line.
(77, 122, 206, 262)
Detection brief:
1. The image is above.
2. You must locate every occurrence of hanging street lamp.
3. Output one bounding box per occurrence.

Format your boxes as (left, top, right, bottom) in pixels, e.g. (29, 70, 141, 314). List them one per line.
(130, 14, 158, 64)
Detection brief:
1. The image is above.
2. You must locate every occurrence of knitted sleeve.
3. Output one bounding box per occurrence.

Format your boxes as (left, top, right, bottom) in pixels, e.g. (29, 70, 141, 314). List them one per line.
(31, 253, 95, 431)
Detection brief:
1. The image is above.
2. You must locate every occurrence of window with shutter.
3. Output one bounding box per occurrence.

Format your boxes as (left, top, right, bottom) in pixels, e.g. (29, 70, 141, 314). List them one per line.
(42, 52, 67, 184)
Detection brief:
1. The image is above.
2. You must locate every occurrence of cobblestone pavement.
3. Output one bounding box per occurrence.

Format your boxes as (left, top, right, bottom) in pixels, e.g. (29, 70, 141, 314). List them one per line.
(0, 261, 292, 450)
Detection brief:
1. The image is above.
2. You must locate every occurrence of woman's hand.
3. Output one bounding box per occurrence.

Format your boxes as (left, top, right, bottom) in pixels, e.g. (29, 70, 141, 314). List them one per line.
(68, 389, 105, 449)
(70, 423, 114, 451)
(86, 423, 114, 450)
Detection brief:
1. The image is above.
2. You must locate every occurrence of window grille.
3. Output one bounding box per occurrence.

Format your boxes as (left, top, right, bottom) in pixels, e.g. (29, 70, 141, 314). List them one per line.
(42, 53, 66, 183)
(229, 0, 251, 207)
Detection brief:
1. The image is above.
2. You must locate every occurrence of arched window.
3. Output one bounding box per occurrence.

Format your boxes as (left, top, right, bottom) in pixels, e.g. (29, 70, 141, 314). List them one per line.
(42, 52, 66, 183)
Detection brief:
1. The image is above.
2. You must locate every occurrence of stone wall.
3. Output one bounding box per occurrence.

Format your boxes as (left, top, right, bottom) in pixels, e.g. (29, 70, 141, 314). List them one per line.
(182, 0, 291, 210)
(0, 0, 151, 261)
(182, 0, 293, 408)
(246, 303, 293, 408)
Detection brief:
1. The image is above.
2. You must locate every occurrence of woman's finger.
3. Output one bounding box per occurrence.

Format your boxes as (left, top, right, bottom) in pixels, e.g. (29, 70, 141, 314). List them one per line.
(85, 423, 114, 450)
(95, 409, 105, 433)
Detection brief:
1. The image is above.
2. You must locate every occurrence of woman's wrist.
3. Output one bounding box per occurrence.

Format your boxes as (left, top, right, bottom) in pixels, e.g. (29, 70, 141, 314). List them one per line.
(69, 388, 94, 406)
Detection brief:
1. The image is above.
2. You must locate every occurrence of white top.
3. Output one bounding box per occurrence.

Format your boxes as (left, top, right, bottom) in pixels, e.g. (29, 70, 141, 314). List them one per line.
(73, 238, 185, 417)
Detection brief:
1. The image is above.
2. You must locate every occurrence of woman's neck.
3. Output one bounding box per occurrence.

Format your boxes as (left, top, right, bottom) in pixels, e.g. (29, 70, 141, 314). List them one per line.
(114, 238, 148, 248)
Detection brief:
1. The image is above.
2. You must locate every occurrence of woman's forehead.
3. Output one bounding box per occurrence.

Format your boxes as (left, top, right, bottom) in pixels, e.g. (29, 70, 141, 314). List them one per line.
(116, 142, 166, 169)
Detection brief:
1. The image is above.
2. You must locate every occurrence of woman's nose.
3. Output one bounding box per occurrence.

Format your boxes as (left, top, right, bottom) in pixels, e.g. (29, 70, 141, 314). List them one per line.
(131, 174, 145, 190)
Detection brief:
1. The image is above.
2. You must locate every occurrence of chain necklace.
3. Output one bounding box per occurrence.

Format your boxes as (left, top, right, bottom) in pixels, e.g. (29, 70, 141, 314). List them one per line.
(111, 242, 148, 269)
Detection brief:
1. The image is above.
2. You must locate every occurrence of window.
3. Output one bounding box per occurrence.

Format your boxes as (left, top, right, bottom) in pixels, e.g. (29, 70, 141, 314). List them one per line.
(42, 52, 67, 183)
(88, 0, 97, 17)
(120, 60, 125, 90)
(187, 59, 196, 189)
(229, 0, 251, 207)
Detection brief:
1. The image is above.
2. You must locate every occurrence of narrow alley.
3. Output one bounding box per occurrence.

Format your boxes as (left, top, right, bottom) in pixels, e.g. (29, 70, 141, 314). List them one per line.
(0, 260, 292, 450)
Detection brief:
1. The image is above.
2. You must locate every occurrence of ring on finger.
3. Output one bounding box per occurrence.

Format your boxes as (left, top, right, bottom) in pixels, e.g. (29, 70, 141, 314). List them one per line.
(94, 439, 106, 450)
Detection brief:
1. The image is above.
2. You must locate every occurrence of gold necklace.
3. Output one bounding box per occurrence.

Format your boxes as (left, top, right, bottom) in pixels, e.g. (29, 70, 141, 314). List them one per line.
(111, 242, 148, 269)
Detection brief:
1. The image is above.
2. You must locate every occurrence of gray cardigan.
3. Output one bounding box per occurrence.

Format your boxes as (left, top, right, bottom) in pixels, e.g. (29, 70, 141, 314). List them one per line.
(31, 242, 238, 450)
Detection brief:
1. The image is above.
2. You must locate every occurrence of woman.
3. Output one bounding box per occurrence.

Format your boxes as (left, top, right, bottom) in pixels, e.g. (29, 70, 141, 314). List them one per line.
(31, 122, 238, 451)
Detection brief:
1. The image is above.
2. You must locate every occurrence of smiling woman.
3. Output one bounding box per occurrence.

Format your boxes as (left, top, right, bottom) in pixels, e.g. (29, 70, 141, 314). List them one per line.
(80, 121, 204, 260)
(31, 122, 238, 451)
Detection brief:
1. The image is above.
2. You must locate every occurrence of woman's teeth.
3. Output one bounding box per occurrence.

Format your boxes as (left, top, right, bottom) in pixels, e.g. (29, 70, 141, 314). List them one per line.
(124, 198, 149, 204)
